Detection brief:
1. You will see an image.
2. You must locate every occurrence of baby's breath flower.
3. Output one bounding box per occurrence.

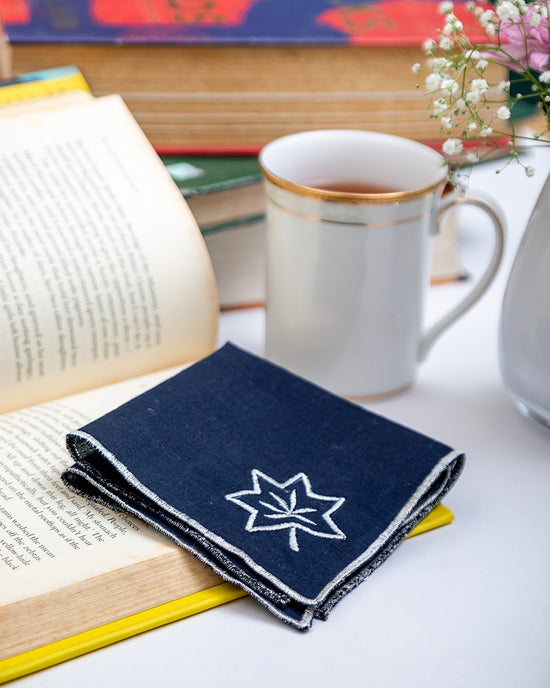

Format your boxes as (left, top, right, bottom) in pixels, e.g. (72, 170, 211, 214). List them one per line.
(465, 49, 481, 60)
(496, 1, 521, 20)
(497, 106, 511, 120)
(516, 0, 529, 15)
(439, 1, 454, 15)
(442, 138, 463, 155)
(426, 73, 443, 91)
(441, 78, 459, 94)
(418, 0, 550, 171)
(429, 57, 450, 70)
(525, 166, 536, 177)
(412, 63, 421, 74)
(443, 14, 463, 34)
(432, 98, 449, 115)
(422, 38, 437, 53)
(479, 9, 496, 26)
(470, 78, 489, 94)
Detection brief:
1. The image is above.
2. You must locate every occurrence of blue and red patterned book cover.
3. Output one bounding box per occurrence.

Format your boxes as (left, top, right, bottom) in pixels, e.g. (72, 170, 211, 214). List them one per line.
(0, 0, 490, 46)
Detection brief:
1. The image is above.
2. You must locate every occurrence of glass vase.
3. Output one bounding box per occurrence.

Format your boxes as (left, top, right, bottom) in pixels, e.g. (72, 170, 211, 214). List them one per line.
(499, 171, 550, 429)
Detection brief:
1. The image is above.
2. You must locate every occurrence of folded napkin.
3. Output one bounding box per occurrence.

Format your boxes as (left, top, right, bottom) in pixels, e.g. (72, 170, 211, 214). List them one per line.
(62, 343, 465, 630)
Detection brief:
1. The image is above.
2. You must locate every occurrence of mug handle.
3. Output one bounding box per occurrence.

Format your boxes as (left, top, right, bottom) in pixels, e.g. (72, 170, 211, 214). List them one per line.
(418, 190, 506, 361)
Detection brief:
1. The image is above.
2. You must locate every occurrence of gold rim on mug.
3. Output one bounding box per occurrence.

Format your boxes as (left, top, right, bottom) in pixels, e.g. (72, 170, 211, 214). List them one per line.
(266, 195, 433, 227)
(260, 165, 449, 205)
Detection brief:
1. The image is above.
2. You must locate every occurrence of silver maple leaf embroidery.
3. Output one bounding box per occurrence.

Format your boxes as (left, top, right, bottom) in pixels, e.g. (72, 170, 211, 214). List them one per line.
(225, 470, 346, 552)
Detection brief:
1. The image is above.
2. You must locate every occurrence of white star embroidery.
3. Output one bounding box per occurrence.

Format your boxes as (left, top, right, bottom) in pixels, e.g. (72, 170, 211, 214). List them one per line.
(226, 470, 346, 552)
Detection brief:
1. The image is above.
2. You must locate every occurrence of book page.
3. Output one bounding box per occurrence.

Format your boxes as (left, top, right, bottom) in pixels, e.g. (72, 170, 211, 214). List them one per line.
(0, 95, 218, 414)
(0, 367, 185, 608)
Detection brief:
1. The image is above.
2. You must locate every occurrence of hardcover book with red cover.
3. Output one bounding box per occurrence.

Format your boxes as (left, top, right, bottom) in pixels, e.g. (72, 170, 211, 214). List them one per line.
(0, 0, 489, 45)
(0, 1, 501, 149)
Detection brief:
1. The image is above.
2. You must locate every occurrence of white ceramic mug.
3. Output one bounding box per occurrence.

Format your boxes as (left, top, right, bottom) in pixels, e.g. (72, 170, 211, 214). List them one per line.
(259, 129, 505, 398)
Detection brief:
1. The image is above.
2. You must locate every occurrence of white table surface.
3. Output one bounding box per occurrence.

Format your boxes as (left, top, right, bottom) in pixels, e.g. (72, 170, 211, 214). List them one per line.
(19, 147, 550, 688)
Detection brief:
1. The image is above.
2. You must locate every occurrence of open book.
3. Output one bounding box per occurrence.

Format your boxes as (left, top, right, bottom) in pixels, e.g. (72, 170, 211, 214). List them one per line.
(0, 94, 238, 674)
(0, 93, 454, 681)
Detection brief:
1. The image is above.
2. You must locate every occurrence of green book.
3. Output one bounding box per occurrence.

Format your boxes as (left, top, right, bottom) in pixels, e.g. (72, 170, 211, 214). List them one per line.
(162, 155, 265, 231)
(161, 155, 265, 309)
(161, 155, 261, 195)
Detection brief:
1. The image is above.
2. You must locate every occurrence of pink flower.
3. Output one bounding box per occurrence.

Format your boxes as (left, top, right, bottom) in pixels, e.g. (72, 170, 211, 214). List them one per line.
(484, 8, 550, 72)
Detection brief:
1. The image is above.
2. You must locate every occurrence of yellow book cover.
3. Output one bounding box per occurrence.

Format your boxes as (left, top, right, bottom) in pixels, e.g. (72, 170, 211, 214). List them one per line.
(0, 64, 90, 103)
(0, 505, 452, 684)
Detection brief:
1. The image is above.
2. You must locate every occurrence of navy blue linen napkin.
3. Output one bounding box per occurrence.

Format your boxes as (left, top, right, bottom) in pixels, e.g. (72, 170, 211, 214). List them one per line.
(62, 343, 465, 630)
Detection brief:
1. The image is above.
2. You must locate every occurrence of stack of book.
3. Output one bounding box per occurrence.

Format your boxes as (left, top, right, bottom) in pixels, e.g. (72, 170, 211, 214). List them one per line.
(0, 0, 506, 150)
(0, 64, 466, 311)
(162, 154, 266, 309)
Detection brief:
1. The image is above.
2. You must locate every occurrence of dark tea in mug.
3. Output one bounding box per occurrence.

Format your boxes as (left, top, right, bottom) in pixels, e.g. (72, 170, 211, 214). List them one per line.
(304, 179, 403, 194)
